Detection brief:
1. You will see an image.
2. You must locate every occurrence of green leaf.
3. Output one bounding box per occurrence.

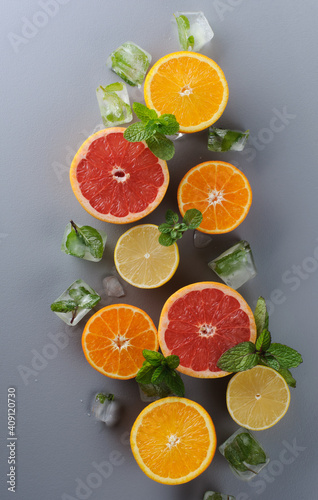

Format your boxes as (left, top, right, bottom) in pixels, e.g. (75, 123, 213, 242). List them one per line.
(104, 82, 124, 92)
(217, 342, 259, 372)
(136, 361, 156, 384)
(156, 114, 180, 135)
(158, 223, 173, 234)
(277, 368, 297, 388)
(187, 35, 195, 50)
(95, 393, 114, 403)
(212, 247, 247, 276)
(267, 343, 303, 368)
(51, 300, 77, 313)
(144, 119, 159, 137)
(224, 446, 249, 472)
(124, 122, 151, 142)
(133, 102, 158, 122)
(207, 127, 249, 152)
(183, 208, 203, 229)
(164, 370, 185, 397)
(76, 225, 104, 259)
(146, 133, 175, 160)
(142, 349, 164, 366)
(151, 366, 166, 384)
(65, 231, 86, 258)
(235, 433, 267, 465)
(165, 209, 179, 225)
(254, 297, 269, 337)
(165, 355, 180, 370)
(159, 233, 175, 246)
(259, 354, 281, 371)
(175, 14, 191, 51)
(78, 293, 101, 309)
(179, 223, 188, 232)
(255, 329, 271, 352)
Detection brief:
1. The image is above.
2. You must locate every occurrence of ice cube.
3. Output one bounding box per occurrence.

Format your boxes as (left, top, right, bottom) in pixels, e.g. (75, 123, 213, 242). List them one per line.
(107, 42, 152, 87)
(91, 393, 121, 426)
(61, 222, 107, 262)
(208, 241, 257, 289)
(208, 127, 249, 152)
(193, 230, 213, 248)
(102, 276, 125, 297)
(173, 12, 214, 52)
(50, 280, 100, 326)
(219, 427, 269, 481)
(96, 83, 132, 127)
(203, 492, 235, 500)
(138, 382, 174, 403)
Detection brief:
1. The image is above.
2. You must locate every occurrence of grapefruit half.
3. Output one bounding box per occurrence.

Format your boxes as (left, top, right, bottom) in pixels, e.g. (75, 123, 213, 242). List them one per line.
(158, 282, 256, 378)
(70, 128, 169, 223)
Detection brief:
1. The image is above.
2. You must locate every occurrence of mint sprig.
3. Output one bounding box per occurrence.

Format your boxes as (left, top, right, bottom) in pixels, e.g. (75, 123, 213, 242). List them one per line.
(95, 393, 114, 404)
(217, 296, 303, 387)
(64, 221, 104, 259)
(158, 208, 203, 246)
(123, 103, 179, 160)
(51, 285, 100, 324)
(136, 349, 185, 397)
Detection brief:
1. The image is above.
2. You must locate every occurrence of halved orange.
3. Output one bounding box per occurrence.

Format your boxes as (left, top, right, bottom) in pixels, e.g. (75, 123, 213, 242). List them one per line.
(178, 161, 252, 233)
(144, 52, 228, 133)
(158, 282, 257, 378)
(130, 397, 217, 484)
(82, 304, 158, 379)
(70, 128, 169, 223)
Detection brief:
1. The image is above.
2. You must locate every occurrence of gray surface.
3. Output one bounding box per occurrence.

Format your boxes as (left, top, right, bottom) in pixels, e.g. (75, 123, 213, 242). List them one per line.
(1, 1, 317, 499)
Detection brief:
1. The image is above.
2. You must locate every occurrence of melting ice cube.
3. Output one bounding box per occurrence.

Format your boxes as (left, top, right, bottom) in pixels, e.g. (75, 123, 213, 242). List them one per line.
(50, 280, 100, 326)
(107, 42, 152, 87)
(193, 230, 213, 248)
(102, 276, 125, 297)
(173, 12, 214, 52)
(96, 83, 132, 127)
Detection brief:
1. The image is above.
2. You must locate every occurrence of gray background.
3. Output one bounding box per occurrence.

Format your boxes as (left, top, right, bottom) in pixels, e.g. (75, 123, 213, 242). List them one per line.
(1, 1, 317, 499)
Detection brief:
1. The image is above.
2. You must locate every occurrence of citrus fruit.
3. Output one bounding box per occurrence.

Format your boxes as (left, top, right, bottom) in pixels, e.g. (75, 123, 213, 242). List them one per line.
(82, 304, 158, 379)
(70, 128, 169, 223)
(130, 397, 216, 484)
(114, 224, 179, 288)
(226, 365, 291, 430)
(158, 282, 256, 378)
(144, 52, 228, 133)
(177, 161, 252, 234)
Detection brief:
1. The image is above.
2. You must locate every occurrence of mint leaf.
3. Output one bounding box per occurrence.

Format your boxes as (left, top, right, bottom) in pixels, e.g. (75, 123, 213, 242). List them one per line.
(65, 231, 86, 258)
(267, 343, 303, 368)
(165, 355, 180, 370)
(68, 287, 86, 302)
(159, 233, 174, 246)
(76, 225, 104, 259)
(217, 342, 258, 372)
(255, 329, 271, 352)
(133, 102, 158, 122)
(142, 349, 164, 366)
(278, 368, 297, 388)
(51, 300, 76, 313)
(235, 433, 267, 466)
(208, 127, 249, 152)
(254, 297, 269, 337)
(151, 366, 166, 384)
(96, 393, 114, 403)
(158, 223, 172, 234)
(124, 122, 150, 142)
(183, 208, 203, 229)
(135, 361, 155, 384)
(104, 82, 123, 92)
(165, 209, 179, 225)
(175, 14, 191, 51)
(78, 293, 101, 309)
(164, 370, 185, 397)
(146, 133, 175, 160)
(156, 114, 180, 135)
(187, 35, 195, 50)
(260, 354, 281, 371)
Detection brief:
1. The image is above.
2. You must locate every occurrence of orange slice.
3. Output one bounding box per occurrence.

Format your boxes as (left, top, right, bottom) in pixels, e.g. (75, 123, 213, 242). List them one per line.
(82, 304, 158, 379)
(70, 128, 169, 223)
(178, 161, 252, 233)
(144, 52, 228, 133)
(130, 397, 217, 484)
(158, 282, 257, 378)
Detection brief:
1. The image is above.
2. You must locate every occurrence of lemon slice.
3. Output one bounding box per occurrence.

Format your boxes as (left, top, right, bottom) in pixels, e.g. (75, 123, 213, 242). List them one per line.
(226, 365, 291, 430)
(114, 224, 179, 289)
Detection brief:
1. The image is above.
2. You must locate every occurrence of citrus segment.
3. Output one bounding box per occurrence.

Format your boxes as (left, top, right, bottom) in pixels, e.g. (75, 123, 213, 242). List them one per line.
(130, 397, 216, 484)
(114, 224, 179, 288)
(70, 128, 169, 223)
(158, 282, 256, 378)
(144, 52, 228, 133)
(178, 161, 252, 233)
(82, 304, 158, 379)
(226, 365, 291, 430)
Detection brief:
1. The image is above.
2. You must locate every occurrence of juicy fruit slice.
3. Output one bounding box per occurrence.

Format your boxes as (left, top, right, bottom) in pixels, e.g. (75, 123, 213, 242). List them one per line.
(114, 224, 179, 289)
(82, 304, 158, 379)
(226, 365, 291, 430)
(158, 282, 257, 378)
(178, 161, 252, 234)
(130, 397, 217, 484)
(70, 128, 169, 223)
(144, 52, 228, 133)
